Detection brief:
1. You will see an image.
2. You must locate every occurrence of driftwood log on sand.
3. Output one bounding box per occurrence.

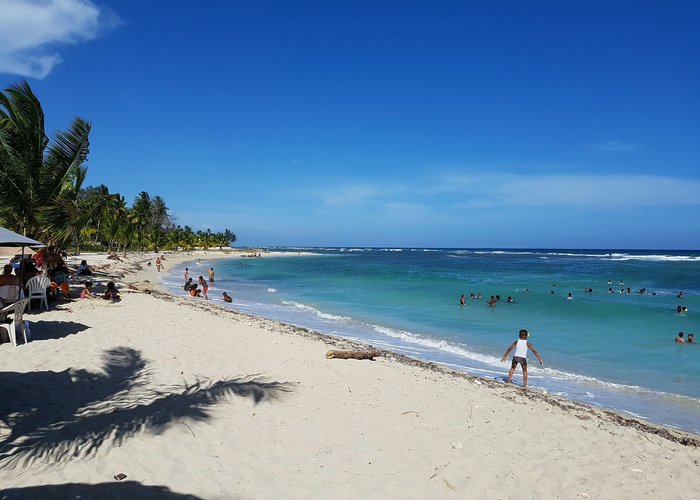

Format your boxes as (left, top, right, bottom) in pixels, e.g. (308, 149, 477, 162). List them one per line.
(326, 350, 381, 360)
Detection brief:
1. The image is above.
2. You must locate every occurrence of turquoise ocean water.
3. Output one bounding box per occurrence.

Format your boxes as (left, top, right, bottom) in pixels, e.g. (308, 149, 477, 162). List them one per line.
(163, 248, 700, 434)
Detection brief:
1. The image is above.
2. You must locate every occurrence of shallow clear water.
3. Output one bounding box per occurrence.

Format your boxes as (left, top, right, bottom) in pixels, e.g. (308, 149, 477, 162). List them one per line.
(163, 248, 700, 434)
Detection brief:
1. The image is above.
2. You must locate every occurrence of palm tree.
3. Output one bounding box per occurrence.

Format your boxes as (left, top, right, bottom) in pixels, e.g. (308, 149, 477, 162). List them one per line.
(81, 184, 114, 244)
(181, 225, 196, 250)
(150, 195, 170, 230)
(101, 194, 127, 253)
(0, 80, 91, 238)
(40, 165, 95, 252)
(213, 229, 236, 250)
(128, 192, 153, 251)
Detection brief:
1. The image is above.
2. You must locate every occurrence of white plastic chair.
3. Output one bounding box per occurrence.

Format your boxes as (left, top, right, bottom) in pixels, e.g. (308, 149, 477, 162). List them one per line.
(0, 299, 29, 347)
(26, 275, 50, 311)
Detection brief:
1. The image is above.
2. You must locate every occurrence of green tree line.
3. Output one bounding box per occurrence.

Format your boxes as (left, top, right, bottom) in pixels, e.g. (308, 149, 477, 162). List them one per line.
(0, 81, 236, 253)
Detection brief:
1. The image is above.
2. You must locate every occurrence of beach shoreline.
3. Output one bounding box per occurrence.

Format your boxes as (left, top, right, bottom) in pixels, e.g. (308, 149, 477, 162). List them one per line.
(1, 250, 698, 498)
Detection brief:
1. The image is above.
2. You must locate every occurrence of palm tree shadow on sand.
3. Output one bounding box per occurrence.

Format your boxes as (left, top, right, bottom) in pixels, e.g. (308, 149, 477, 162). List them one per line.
(1, 481, 202, 499)
(0, 347, 294, 469)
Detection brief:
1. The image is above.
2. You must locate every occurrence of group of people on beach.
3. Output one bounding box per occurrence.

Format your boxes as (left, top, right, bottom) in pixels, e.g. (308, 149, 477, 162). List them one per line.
(183, 266, 233, 303)
(80, 281, 120, 301)
(0, 245, 122, 308)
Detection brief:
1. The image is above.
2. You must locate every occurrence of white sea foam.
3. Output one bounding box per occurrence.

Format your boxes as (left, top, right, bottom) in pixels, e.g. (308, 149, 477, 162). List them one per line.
(369, 325, 501, 365)
(456, 250, 700, 262)
(267, 288, 277, 293)
(281, 301, 352, 322)
(609, 254, 700, 262)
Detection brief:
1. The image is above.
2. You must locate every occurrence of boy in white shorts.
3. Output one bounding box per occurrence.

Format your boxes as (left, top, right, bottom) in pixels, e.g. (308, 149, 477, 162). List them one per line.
(501, 329, 544, 388)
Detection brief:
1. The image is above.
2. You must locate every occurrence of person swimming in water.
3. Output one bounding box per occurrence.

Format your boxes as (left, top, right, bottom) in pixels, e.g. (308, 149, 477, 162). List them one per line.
(676, 332, 685, 343)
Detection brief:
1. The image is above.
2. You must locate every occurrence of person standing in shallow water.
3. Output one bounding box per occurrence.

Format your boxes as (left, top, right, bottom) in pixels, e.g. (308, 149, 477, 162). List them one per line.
(501, 329, 544, 388)
(460, 294, 466, 305)
(209, 267, 215, 284)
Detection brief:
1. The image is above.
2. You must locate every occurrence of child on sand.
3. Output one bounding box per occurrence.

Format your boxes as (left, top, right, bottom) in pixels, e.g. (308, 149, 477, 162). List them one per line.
(80, 281, 96, 299)
(103, 281, 120, 301)
(501, 329, 544, 388)
(222, 292, 232, 303)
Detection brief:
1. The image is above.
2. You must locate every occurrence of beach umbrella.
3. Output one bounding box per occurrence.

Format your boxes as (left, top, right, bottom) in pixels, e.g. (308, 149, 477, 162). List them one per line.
(0, 227, 45, 283)
(0, 227, 43, 248)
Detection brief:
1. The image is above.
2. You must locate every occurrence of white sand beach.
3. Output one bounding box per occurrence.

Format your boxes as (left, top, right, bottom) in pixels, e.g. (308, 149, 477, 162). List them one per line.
(1, 251, 698, 499)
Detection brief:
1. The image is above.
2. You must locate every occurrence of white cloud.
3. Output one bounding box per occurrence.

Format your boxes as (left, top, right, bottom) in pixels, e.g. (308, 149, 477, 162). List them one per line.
(0, 0, 118, 78)
(310, 172, 700, 212)
(437, 173, 700, 208)
(319, 183, 393, 207)
(589, 140, 637, 152)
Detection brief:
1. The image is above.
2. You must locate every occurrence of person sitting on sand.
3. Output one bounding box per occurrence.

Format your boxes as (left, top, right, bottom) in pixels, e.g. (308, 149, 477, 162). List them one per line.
(223, 292, 232, 303)
(189, 284, 201, 297)
(676, 332, 685, 343)
(501, 329, 544, 388)
(103, 281, 120, 301)
(80, 281, 96, 299)
(76, 259, 93, 276)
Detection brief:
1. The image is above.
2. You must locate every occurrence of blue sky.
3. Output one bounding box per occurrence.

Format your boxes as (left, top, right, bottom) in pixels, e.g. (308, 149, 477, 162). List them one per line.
(1, 1, 699, 249)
